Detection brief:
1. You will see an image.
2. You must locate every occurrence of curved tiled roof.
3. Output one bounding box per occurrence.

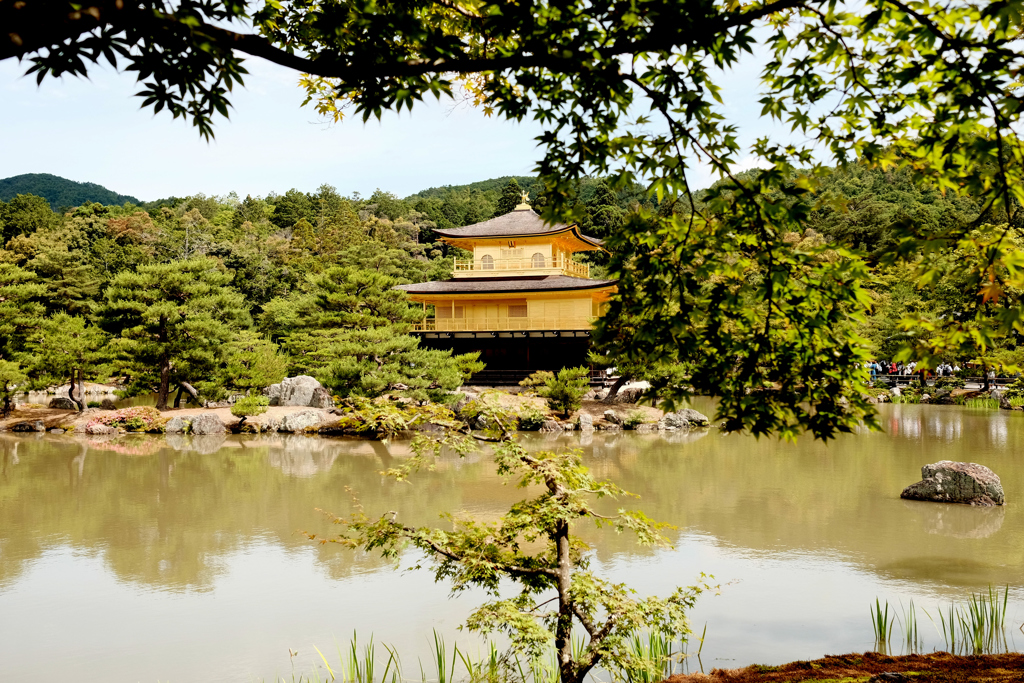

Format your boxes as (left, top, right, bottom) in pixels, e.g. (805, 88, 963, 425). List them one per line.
(433, 208, 603, 245)
(396, 275, 616, 295)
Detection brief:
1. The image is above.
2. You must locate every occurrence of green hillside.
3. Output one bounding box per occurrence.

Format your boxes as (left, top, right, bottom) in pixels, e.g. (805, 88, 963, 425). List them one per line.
(0, 173, 139, 209)
(405, 175, 539, 201)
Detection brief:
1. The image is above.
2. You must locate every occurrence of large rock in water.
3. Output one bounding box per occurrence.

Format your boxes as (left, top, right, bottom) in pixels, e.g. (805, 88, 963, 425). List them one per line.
(901, 461, 1005, 506)
(267, 376, 326, 407)
(679, 408, 710, 426)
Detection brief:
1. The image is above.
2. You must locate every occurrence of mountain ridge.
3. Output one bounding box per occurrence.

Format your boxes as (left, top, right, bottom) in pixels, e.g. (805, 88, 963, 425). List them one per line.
(0, 173, 140, 209)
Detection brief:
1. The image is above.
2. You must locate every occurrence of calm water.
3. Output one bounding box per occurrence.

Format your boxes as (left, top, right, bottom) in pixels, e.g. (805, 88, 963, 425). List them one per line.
(1, 402, 1022, 682)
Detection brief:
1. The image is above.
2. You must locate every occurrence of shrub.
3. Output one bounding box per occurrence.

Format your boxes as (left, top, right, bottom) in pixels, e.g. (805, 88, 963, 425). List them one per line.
(87, 400, 102, 408)
(538, 366, 591, 418)
(518, 370, 555, 395)
(622, 409, 647, 429)
(935, 376, 965, 389)
(230, 393, 269, 418)
(516, 404, 547, 430)
(88, 406, 165, 432)
(1002, 378, 1024, 400)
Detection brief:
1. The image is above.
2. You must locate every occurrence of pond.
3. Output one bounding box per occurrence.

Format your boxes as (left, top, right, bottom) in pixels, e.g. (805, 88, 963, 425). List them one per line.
(0, 401, 1022, 682)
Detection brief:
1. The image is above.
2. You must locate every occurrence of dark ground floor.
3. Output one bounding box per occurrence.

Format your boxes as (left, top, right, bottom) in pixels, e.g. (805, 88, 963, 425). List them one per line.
(415, 333, 600, 384)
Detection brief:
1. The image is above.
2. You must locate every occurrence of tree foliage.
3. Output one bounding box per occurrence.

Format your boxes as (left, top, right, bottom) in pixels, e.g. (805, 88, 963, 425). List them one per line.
(538, 366, 591, 418)
(101, 258, 250, 409)
(277, 267, 483, 402)
(312, 406, 707, 683)
(27, 312, 108, 410)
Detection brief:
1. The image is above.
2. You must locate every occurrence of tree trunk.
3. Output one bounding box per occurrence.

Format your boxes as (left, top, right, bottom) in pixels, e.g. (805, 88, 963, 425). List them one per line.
(157, 357, 170, 410)
(554, 519, 575, 683)
(983, 362, 991, 392)
(68, 371, 84, 412)
(602, 374, 631, 403)
(180, 381, 201, 406)
(918, 370, 927, 389)
(173, 386, 184, 409)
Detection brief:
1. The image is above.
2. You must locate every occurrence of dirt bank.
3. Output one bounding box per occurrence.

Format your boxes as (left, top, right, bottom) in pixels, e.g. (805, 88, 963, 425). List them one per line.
(0, 405, 329, 432)
(667, 651, 1024, 682)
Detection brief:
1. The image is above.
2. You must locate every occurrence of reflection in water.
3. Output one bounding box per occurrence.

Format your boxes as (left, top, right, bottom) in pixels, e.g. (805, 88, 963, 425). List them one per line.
(0, 402, 1022, 682)
(905, 500, 1007, 539)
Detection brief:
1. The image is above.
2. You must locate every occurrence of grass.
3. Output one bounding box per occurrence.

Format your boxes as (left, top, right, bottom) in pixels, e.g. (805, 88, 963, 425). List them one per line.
(898, 600, 922, 654)
(871, 599, 896, 654)
(872, 586, 1012, 657)
(267, 625, 708, 683)
(962, 398, 1000, 409)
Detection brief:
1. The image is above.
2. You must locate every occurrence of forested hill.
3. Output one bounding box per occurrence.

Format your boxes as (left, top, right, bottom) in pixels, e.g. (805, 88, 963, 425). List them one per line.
(0, 173, 140, 209)
(406, 176, 539, 200)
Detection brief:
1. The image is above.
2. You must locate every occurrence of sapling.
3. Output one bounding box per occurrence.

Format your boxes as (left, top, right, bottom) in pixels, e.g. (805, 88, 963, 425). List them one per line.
(310, 400, 708, 683)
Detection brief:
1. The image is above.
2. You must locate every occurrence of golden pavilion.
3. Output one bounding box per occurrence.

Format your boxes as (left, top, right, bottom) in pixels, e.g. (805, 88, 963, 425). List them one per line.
(396, 194, 617, 380)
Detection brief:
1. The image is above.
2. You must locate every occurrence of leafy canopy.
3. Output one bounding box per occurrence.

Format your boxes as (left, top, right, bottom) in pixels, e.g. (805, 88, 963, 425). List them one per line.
(312, 403, 708, 683)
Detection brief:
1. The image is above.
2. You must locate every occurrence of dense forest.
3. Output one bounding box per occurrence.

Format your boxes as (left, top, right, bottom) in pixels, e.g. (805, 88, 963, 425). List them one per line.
(0, 166, 1008, 413)
(0, 174, 140, 210)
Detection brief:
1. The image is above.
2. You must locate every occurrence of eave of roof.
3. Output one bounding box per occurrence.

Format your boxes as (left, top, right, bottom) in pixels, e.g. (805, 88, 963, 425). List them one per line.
(395, 275, 617, 296)
(432, 209, 604, 249)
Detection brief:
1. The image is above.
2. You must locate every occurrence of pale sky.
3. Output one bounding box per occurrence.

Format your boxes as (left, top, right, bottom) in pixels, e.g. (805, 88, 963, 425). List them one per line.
(1, 44, 778, 202)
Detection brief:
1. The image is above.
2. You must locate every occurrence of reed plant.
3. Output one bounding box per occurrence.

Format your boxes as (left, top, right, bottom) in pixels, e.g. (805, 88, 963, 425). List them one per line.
(870, 599, 895, 654)
(869, 585, 1014, 657)
(896, 600, 921, 654)
(269, 623, 709, 683)
(963, 398, 1000, 409)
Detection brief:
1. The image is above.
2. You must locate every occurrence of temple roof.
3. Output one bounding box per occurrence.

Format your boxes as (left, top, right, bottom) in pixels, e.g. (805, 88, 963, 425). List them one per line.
(433, 208, 604, 247)
(396, 275, 616, 295)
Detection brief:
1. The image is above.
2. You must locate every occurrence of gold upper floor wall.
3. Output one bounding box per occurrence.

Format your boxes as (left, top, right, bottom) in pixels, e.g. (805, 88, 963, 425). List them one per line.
(452, 235, 592, 279)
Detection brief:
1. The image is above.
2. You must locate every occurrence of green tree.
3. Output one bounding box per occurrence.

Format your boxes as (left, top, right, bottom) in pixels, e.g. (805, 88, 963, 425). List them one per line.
(230, 194, 268, 231)
(101, 258, 251, 410)
(0, 263, 46, 360)
(0, 360, 27, 415)
(494, 178, 523, 217)
(27, 312, 107, 411)
(26, 245, 101, 316)
(216, 330, 288, 395)
(269, 188, 315, 230)
(0, 194, 54, 244)
(316, 406, 706, 683)
(538, 366, 591, 418)
(279, 266, 483, 402)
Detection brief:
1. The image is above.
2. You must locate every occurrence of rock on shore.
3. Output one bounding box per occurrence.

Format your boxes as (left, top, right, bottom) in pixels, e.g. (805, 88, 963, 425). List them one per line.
(266, 376, 333, 409)
(901, 461, 1005, 506)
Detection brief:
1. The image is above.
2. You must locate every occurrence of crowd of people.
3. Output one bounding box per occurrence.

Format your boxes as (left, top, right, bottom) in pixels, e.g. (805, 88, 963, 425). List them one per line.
(865, 360, 962, 379)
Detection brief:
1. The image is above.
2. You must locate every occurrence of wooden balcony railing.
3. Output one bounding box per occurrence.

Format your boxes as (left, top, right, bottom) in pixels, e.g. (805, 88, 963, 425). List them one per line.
(452, 257, 589, 278)
(414, 316, 595, 332)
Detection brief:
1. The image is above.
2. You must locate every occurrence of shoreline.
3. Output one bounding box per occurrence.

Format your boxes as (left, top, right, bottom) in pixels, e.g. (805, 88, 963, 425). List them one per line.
(0, 396, 674, 436)
(667, 651, 1024, 682)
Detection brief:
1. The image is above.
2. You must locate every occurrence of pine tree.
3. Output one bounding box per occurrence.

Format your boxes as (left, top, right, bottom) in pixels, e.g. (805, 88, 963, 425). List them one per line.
(27, 246, 102, 317)
(0, 360, 27, 415)
(28, 312, 108, 411)
(281, 266, 483, 402)
(0, 263, 46, 361)
(214, 330, 288, 395)
(494, 178, 523, 217)
(101, 258, 251, 409)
